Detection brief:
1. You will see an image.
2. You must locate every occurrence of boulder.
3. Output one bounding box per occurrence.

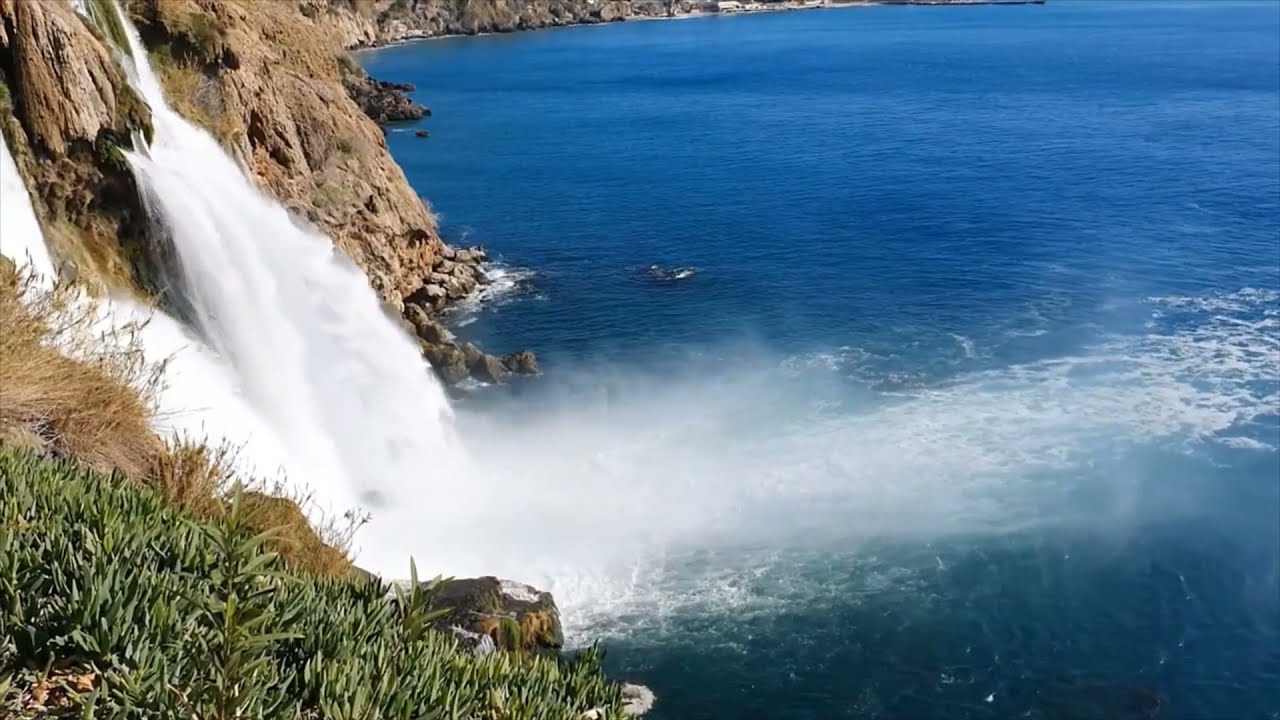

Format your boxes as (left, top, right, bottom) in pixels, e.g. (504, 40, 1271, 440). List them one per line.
(405, 283, 447, 308)
(459, 342, 484, 368)
(439, 245, 457, 261)
(502, 350, 540, 375)
(621, 684, 657, 716)
(403, 303, 449, 344)
(422, 343, 468, 385)
(434, 258, 458, 275)
(425, 576, 563, 652)
(469, 353, 510, 384)
(445, 274, 477, 298)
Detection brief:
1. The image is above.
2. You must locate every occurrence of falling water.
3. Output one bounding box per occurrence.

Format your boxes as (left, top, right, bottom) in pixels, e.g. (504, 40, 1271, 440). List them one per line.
(111, 6, 467, 538)
(0, 132, 55, 280)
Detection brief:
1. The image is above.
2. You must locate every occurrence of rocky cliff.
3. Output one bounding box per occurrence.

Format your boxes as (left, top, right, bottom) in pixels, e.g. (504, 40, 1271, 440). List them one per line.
(1, 0, 450, 306)
(313, 0, 696, 48)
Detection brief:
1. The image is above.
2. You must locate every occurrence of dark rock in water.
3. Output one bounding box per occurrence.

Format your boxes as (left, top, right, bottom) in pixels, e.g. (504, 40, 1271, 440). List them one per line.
(644, 264, 698, 283)
(502, 350, 540, 375)
(341, 67, 428, 125)
(424, 576, 564, 652)
(414, 129, 429, 138)
(470, 353, 511, 384)
(422, 343, 469, 385)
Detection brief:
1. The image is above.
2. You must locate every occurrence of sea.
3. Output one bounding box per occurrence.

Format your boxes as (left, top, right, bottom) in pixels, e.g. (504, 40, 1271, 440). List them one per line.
(359, 2, 1280, 718)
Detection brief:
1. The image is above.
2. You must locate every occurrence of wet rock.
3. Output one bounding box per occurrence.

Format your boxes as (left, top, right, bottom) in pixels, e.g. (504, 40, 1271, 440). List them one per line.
(422, 343, 469, 385)
(502, 350, 540, 375)
(425, 576, 563, 652)
(470, 353, 510, 384)
(582, 684, 655, 719)
(622, 684, 656, 716)
(460, 342, 484, 368)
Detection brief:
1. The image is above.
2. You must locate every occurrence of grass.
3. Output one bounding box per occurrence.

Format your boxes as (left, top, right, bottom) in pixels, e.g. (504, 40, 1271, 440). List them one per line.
(0, 450, 629, 719)
(0, 262, 165, 481)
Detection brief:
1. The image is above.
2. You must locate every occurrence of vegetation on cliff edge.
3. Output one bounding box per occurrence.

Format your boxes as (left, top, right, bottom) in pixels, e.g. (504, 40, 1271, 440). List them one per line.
(0, 450, 627, 719)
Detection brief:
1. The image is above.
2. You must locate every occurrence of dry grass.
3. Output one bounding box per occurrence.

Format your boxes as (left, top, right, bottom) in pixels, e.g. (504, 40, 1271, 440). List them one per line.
(0, 261, 355, 576)
(0, 261, 165, 480)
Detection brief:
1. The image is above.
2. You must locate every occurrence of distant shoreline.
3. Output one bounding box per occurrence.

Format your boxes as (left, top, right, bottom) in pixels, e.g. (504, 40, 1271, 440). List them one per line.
(350, 0, 1046, 52)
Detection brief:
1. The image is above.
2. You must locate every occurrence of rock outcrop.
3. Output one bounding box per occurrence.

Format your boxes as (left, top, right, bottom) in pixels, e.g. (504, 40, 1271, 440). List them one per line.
(340, 63, 429, 125)
(422, 576, 565, 653)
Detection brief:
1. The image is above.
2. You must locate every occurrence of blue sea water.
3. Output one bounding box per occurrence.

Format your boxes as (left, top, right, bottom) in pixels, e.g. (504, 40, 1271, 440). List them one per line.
(361, 2, 1280, 718)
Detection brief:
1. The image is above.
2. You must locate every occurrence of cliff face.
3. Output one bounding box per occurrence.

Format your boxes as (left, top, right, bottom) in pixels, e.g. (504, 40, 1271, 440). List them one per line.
(0, 0, 153, 292)
(314, 0, 694, 47)
(1, 0, 446, 307)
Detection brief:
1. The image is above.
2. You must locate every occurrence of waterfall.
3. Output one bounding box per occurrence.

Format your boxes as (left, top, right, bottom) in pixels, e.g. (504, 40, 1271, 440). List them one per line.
(0, 132, 56, 281)
(110, 5, 467, 553)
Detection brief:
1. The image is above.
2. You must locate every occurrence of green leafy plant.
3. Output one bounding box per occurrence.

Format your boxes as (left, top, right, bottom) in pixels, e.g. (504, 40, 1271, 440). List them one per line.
(0, 450, 628, 719)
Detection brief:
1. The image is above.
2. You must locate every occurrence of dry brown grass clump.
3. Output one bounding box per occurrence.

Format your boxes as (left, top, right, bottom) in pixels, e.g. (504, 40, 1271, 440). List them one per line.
(0, 261, 355, 576)
(0, 260, 165, 479)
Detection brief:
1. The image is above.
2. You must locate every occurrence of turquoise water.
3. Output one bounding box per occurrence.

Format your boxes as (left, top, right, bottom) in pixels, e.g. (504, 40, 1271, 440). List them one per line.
(362, 2, 1280, 717)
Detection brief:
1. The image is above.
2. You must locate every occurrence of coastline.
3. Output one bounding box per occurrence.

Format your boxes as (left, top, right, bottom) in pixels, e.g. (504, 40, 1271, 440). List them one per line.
(347, 0, 1046, 51)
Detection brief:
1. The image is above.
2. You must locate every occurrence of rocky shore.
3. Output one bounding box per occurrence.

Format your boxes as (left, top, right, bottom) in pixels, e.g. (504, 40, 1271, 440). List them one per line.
(382, 244, 541, 387)
(319, 0, 1044, 49)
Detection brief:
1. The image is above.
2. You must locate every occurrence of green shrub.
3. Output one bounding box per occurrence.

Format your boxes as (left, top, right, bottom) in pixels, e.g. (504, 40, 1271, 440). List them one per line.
(0, 450, 627, 719)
